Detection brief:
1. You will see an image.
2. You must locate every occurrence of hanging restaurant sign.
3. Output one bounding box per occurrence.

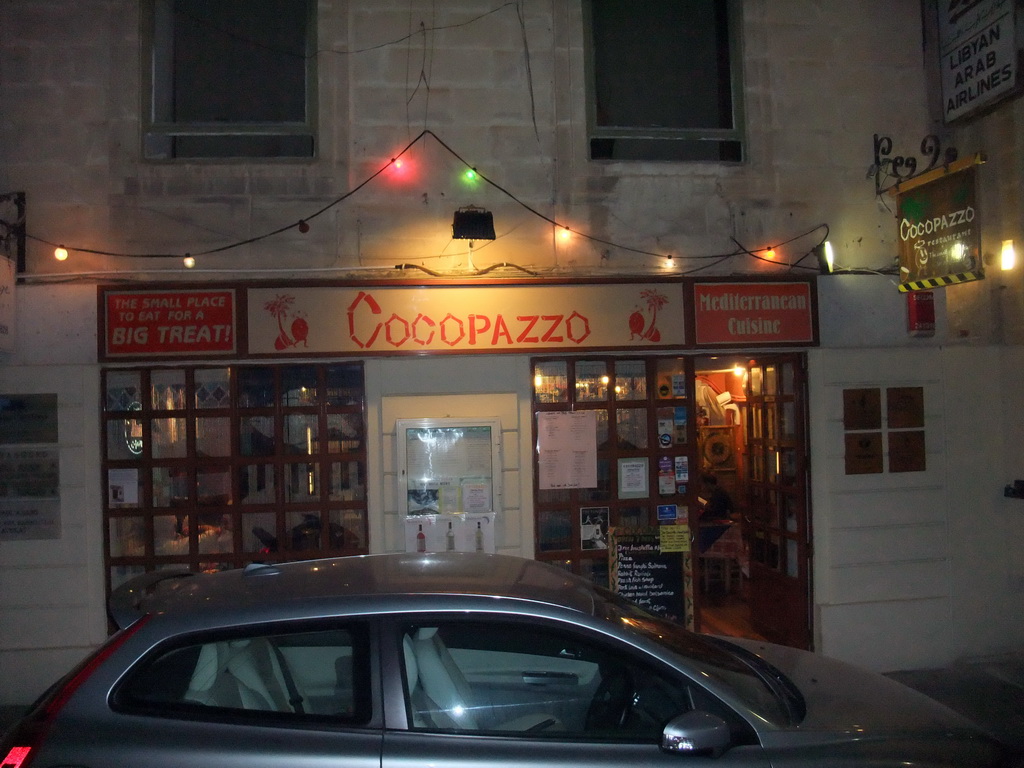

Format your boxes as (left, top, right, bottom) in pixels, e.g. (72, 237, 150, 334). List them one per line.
(102, 288, 237, 357)
(692, 281, 816, 346)
(895, 155, 984, 293)
(247, 283, 686, 355)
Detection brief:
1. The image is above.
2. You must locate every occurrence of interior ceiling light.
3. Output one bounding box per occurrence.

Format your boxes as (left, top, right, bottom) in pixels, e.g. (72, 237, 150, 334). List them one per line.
(452, 206, 495, 241)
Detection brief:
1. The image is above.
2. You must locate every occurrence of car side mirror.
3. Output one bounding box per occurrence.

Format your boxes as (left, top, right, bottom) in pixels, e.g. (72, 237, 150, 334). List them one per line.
(660, 711, 732, 757)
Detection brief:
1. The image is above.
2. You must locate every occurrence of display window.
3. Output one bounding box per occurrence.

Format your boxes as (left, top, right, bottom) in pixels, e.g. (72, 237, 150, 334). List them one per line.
(103, 363, 367, 593)
(531, 356, 695, 587)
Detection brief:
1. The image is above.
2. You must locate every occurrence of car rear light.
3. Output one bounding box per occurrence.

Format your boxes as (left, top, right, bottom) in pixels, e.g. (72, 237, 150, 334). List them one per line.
(1, 746, 32, 768)
(0, 615, 152, 768)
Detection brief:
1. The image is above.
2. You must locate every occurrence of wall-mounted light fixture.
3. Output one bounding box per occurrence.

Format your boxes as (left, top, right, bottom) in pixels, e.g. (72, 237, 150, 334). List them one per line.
(815, 241, 834, 274)
(1001, 239, 1015, 271)
(452, 206, 495, 270)
(452, 206, 495, 241)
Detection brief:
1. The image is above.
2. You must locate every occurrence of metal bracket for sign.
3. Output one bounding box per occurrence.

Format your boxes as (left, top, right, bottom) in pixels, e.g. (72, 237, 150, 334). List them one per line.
(888, 151, 987, 197)
(871, 134, 960, 196)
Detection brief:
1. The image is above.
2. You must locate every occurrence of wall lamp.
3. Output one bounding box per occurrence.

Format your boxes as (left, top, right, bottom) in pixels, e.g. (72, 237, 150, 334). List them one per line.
(452, 206, 495, 241)
(815, 241, 835, 274)
(452, 206, 495, 270)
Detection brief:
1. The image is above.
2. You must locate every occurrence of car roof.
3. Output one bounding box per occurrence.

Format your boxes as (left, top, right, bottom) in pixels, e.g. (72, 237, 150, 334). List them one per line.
(109, 552, 600, 629)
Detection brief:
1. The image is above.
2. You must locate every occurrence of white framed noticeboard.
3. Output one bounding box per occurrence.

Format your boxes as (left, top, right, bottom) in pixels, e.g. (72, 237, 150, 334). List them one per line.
(397, 418, 501, 554)
(396, 418, 501, 517)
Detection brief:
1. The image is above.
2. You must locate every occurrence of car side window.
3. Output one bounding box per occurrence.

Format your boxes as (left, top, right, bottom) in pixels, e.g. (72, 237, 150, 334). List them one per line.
(399, 621, 692, 741)
(116, 624, 371, 724)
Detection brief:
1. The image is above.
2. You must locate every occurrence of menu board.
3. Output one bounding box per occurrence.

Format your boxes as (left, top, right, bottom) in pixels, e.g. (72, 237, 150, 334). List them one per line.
(610, 527, 691, 627)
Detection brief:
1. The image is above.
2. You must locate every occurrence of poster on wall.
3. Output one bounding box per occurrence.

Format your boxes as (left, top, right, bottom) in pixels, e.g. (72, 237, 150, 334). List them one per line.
(537, 411, 597, 490)
(0, 394, 60, 540)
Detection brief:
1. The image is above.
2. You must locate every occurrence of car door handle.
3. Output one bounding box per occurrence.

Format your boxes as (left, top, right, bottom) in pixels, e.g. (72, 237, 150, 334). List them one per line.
(522, 671, 578, 685)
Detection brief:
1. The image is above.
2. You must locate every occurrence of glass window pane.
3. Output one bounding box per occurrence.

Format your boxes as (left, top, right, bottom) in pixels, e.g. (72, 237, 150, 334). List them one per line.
(105, 370, 142, 412)
(239, 464, 276, 505)
(282, 365, 318, 406)
(615, 408, 648, 449)
(195, 368, 231, 409)
(787, 538, 799, 578)
(238, 367, 275, 408)
(332, 508, 366, 550)
(619, 506, 646, 529)
(534, 361, 567, 403)
(197, 512, 233, 554)
(109, 516, 146, 557)
(154, 514, 189, 556)
(284, 462, 319, 502)
(595, 409, 609, 448)
(749, 366, 763, 396)
(196, 417, 230, 457)
(399, 621, 687, 737)
(107, 468, 142, 507)
(655, 358, 687, 399)
(152, 417, 187, 459)
(151, 369, 186, 410)
(575, 361, 609, 402)
(284, 414, 318, 454)
(614, 360, 646, 400)
(580, 458, 612, 502)
(538, 509, 572, 551)
(107, 416, 144, 460)
(244, 511, 278, 553)
(329, 460, 365, 501)
(152, 467, 189, 507)
(326, 364, 363, 406)
(765, 365, 778, 396)
(327, 413, 362, 452)
(536, 488, 570, 504)
(287, 512, 322, 550)
(118, 625, 370, 721)
(241, 415, 275, 456)
(591, 1, 734, 132)
(197, 467, 231, 506)
(780, 362, 795, 395)
(779, 401, 796, 440)
(580, 558, 609, 589)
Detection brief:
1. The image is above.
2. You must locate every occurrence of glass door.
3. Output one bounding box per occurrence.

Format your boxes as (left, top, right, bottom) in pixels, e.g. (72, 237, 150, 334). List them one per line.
(744, 354, 812, 649)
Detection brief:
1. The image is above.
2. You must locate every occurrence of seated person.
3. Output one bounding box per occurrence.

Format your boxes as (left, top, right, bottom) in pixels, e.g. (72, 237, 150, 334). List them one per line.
(698, 473, 733, 522)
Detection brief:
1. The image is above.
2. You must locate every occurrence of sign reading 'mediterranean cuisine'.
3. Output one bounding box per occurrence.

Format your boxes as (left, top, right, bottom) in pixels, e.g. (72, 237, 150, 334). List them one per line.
(692, 282, 815, 345)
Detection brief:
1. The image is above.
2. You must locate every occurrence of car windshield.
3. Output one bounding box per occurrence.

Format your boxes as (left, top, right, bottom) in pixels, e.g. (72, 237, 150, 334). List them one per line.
(592, 587, 794, 726)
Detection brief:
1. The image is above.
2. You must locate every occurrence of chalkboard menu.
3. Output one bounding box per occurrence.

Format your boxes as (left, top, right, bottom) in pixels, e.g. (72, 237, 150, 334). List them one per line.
(610, 527, 692, 628)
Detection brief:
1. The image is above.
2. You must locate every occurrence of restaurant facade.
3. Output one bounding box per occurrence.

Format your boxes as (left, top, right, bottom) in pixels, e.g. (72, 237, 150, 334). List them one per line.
(3, 0, 1024, 707)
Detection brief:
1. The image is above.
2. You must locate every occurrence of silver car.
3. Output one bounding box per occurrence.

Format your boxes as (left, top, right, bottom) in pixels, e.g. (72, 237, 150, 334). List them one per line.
(1, 553, 1008, 767)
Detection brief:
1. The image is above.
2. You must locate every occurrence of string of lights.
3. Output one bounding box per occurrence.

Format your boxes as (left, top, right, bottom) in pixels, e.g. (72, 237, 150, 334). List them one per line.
(3, 129, 835, 275)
